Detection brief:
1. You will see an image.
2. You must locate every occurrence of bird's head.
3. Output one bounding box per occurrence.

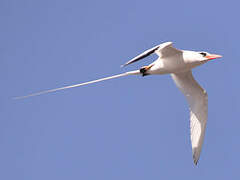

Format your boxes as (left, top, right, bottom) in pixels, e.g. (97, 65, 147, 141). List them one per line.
(198, 51, 222, 61)
(183, 51, 222, 63)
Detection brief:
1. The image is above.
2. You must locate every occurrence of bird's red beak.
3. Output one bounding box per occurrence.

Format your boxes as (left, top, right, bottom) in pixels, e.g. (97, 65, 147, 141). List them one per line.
(205, 54, 222, 60)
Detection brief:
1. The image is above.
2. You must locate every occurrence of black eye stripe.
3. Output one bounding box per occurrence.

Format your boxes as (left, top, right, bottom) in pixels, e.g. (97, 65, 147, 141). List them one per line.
(200, 52, 207, 56)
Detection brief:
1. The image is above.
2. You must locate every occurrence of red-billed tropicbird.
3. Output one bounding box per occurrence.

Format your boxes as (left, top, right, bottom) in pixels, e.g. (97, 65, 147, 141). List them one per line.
(15, 42, 222, 165)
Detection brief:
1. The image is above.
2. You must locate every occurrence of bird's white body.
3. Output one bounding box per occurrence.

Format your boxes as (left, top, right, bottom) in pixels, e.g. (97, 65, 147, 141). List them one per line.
(15, 42, 222, 165)
(147, 52, 206, 75)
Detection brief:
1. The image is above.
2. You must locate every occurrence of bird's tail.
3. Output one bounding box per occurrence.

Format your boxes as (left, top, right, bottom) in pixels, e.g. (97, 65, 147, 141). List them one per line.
(13, 70, 140, 99)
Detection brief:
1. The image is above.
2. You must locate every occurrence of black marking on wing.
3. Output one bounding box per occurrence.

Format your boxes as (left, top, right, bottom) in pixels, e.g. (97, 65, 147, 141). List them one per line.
(122, 46, 159, 67)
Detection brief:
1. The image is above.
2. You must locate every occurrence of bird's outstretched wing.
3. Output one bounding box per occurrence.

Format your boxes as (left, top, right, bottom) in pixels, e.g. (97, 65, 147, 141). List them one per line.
(171, 71, 208, 165)
(122, 42, 180, 67)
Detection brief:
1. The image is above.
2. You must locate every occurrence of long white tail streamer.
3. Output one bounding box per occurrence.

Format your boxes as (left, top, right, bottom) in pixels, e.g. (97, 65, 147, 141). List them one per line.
(14, 70, 140, 99)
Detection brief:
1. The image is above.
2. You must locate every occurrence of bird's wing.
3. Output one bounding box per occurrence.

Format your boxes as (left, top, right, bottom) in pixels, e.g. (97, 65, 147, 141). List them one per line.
(122, 42, 180, 67)
(171, 71, 208, 165)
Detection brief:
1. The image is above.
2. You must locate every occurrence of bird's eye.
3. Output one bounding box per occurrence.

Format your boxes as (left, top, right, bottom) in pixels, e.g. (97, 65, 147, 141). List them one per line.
(200, 52, 207, 57)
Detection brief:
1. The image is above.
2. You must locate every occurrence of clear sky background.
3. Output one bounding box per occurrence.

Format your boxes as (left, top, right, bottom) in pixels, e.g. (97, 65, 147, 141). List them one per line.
(1, 0, 239, 179)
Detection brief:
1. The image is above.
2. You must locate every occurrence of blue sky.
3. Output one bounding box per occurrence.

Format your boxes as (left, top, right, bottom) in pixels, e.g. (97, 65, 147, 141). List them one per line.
(1, 0, 240, 179)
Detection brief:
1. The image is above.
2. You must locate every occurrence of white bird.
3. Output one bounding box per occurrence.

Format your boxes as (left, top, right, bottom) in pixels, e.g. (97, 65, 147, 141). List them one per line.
(15, 42, 222, 165)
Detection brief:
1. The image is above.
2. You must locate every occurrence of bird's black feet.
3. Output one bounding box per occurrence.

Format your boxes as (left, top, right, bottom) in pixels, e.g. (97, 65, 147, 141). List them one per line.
(140, 67, 148, 76)
(140, 65, 153, 76)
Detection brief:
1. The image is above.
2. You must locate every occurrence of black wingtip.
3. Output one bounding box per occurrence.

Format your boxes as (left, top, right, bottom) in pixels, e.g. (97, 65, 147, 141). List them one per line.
(193, 149, 199, 166)
(194, 159, 198, 165)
